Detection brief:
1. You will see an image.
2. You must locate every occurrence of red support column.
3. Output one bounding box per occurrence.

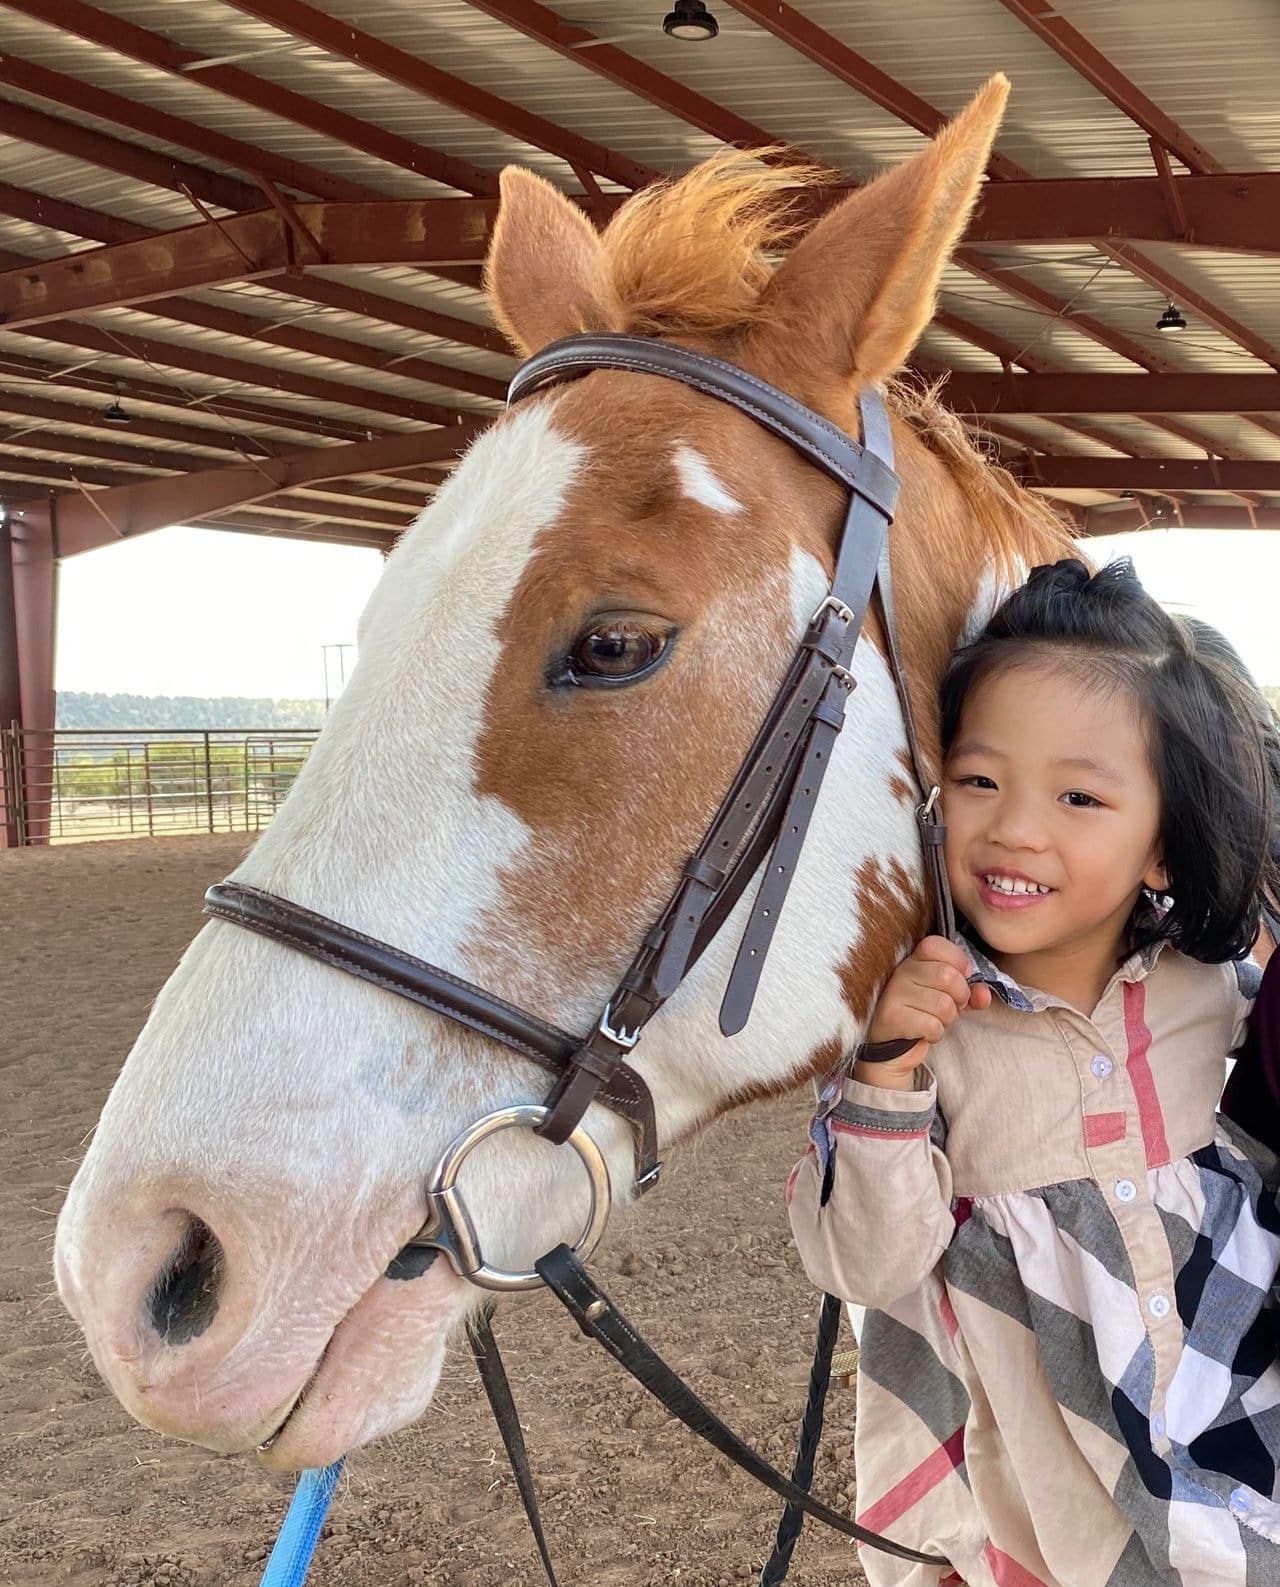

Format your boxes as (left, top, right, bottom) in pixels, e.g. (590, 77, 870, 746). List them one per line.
(0, 501, 58, 845)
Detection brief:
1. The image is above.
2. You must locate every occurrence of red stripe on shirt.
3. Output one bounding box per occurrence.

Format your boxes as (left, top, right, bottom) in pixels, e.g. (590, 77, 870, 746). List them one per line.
(1123, 980, 1171, 1168)
(983, 1540, 1052, 1586)
(856, 1426, 965, 1534)
(1083, 1111, 1126, 1148)
(939, 1288, 960, 1341)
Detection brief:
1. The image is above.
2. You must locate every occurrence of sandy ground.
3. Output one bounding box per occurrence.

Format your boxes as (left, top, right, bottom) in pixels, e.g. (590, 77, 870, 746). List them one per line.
(1, 836, 869, 1587)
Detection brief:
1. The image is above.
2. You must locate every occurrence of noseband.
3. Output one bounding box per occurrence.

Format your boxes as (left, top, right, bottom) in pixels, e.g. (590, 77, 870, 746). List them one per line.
(205, 334, 953, 1573)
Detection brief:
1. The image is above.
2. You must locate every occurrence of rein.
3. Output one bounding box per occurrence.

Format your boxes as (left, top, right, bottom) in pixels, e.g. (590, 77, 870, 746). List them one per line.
(212, 333, 954, 1579)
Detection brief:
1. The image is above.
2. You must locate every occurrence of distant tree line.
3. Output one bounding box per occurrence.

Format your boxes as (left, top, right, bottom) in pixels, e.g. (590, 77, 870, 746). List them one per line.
(57, 692, 327, 729)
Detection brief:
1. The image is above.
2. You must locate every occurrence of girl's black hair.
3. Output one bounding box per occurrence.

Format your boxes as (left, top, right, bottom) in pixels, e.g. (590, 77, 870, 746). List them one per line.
(940, 557, 1280, 963)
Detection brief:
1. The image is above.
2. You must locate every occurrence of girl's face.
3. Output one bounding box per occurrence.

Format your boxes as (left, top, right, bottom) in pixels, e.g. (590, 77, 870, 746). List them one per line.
(943, 661, 1166, 995)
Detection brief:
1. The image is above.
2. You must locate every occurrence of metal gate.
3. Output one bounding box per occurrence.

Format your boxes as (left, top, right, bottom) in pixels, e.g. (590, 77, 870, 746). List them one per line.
(1, 725, 319, 847)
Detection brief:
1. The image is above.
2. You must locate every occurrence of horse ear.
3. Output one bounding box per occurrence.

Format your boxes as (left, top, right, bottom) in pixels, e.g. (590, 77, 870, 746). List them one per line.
(485, 168, 621, 356)
(746, 75, 1010, 396)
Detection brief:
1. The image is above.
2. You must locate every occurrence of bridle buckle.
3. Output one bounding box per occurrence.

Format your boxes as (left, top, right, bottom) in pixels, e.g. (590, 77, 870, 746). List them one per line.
(598, 1002, 640, 1050)
(810, 594, 856, 627)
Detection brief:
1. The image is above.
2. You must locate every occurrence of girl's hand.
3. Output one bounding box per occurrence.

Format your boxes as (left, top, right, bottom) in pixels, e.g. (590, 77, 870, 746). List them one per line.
(853, 936, 992, 1090)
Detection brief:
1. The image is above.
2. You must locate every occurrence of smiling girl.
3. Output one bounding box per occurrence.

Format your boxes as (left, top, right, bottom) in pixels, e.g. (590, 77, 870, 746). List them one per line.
(788, 558, 1280, 1585)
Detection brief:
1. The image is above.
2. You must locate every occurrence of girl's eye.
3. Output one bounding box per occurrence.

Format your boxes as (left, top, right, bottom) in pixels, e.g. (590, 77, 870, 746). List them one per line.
(952, 774, 997, 791)
(560, 618, 674, 687)
(1062, 790, 1101, 809)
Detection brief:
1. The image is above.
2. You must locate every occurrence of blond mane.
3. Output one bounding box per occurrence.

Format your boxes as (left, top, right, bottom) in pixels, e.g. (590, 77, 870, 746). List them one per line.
(598, 153, 1074, 572)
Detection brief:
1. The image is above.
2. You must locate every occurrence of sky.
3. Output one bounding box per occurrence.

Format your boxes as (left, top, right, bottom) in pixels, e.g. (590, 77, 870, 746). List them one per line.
(54, 521, 1280, 701)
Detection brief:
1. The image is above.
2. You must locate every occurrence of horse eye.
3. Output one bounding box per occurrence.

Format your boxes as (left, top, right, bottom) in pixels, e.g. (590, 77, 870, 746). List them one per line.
(568, 619, 672, 685)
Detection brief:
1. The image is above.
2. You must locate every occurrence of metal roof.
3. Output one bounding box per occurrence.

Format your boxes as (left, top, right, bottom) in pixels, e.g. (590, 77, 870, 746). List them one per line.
(2, 0, 1279, 549)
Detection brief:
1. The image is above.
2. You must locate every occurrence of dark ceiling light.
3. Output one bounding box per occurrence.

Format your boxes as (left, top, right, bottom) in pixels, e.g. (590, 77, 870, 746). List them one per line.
(663, 1, 718, 41)
(102, 381, 132, 425)
(1156, 301, 1187, 332)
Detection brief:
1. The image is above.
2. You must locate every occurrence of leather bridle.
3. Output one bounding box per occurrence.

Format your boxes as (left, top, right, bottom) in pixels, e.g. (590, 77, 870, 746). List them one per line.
(204, 334, 954, 1573)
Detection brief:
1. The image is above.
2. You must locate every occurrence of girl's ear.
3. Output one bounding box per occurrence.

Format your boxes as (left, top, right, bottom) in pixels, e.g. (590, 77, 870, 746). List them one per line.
(1145, 856, 1171, 895)
(743, 75, 1009, 405)
(485, 167, 621, 356)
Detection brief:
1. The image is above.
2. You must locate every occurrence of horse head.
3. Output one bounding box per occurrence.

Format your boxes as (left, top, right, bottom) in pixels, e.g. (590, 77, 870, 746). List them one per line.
(54, 76, 1072, 1469)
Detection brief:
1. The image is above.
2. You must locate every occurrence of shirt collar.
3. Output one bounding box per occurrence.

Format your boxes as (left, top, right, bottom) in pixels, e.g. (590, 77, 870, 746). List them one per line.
(957, 899, 1171, 1014)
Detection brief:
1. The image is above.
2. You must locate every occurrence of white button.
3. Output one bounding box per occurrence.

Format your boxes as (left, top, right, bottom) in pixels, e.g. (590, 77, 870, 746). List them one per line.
(1230, 1487, 1252, 1515)
(1148, 1292, 1171, 1319)
(1091, 1055, 1113, 1079)
(1115, 1179, 1137, 1202)
(1151, 1415, 1165, 1438)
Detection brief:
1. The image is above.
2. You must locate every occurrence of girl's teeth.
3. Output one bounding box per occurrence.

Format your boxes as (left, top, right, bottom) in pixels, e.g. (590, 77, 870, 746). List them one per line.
(985, 875, 1049, 895)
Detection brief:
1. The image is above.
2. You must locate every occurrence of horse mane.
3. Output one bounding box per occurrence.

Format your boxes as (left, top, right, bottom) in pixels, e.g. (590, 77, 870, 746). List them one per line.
(599, 148, 822, 340)
(598, 152, 1075, 573)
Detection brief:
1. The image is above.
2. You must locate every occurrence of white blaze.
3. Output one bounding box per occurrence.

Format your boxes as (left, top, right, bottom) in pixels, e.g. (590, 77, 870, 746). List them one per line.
(673, 444, 745, 515)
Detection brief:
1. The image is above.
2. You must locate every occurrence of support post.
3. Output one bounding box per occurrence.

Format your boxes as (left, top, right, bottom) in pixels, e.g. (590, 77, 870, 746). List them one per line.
(0, 504, 58, 845)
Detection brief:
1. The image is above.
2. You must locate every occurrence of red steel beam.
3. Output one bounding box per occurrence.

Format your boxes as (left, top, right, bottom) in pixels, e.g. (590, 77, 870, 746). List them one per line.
(0, 512, 57, 842)
(0, 350, 380, 444)
(218, 0, 656, 188)
(2, 2, 497, 198)
(10, 323, 468, 430)
(1021, 458, 1280, 491)
(0, 55, 372, 205)
(1082, 502, 1280, 535)
(991, 0, 1222, 175)
(725, 0, 1028, 181)
(0, 458, 414, 530)
(10, 420, 487, 556)
(0, 387, 283, 459)
(721, 2, 1276, 445)
(9, 176, 1280, 327)
(0, 200, 501, 326)
(190, 510, 397, 550)
(944, 372, 1280, 414)
(0, 164, 508, 358)
(463, 0, 803, 157)
(0, 189, 505, 398)
(0, 431, 431, 513)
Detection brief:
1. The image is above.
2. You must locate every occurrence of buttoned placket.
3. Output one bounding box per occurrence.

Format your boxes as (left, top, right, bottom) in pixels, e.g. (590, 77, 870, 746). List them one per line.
(1059, 990, 1182, 1451)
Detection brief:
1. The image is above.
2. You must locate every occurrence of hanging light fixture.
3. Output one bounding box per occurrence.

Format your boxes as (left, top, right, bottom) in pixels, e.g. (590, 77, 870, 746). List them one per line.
(1156, 301, 1187, 332)
(663, 1, 719, 41)
(102, 380, 132, 424)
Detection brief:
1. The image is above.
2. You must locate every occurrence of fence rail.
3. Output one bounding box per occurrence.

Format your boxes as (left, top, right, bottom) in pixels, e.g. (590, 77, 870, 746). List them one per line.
(1, 725, 320, 846)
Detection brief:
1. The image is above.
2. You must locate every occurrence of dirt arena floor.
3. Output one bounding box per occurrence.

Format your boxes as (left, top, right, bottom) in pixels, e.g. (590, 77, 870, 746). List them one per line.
(2, 836, 870, 1587)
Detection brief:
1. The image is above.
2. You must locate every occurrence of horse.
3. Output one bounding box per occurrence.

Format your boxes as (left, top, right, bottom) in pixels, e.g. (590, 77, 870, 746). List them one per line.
(53, 74, 1074, 1479)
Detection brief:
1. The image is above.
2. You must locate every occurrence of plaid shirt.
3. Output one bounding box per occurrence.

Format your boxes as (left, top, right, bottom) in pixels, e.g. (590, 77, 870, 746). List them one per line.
(787, 936, 1280, 1586)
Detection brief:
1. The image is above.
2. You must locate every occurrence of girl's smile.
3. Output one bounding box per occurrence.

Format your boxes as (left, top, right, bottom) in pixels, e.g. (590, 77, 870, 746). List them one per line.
(943, 660, 1166, 1010)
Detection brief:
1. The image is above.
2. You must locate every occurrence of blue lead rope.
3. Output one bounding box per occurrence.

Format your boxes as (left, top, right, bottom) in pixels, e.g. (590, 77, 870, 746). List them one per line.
(257, 1460, 345, 1587)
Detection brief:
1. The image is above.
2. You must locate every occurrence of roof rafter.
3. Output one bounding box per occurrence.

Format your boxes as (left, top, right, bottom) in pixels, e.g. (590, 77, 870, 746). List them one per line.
(4, 321, 470, 430)
(944, 372, 1280, 413)
(3, 0, 497, 197)
(217, 0, 655, 188)
(990, 0, 1223, 174)
(9, 419, 487, 555)
(722, 0, 1276, 453)
(0, 97, 504, 355)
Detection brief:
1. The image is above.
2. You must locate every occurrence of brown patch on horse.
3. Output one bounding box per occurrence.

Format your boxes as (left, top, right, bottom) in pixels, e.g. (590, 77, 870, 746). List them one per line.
(838, 855, 929, 1024)
(469, 379, 818, 1000)
(888, 774, 915, 806)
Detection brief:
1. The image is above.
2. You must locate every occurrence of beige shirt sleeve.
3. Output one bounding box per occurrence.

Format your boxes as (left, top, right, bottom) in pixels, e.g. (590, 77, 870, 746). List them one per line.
(786, 1068, 955, 1309)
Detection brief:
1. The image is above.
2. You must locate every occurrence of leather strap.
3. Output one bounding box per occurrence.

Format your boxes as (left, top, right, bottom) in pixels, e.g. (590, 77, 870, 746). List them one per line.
(534, 1243, 947, 1568)
(203, 881, 662, 1180)
(509, 334, 899, 521)
(467, 1309, 562, 1587)
(758, 1292, 843, 1586)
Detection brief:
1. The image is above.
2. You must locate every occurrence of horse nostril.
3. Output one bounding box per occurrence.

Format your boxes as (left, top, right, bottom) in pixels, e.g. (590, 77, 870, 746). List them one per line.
(148, 1217, 225, 1344)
